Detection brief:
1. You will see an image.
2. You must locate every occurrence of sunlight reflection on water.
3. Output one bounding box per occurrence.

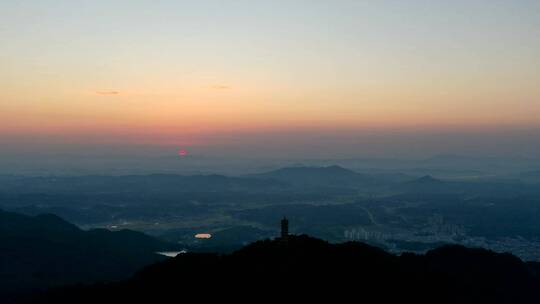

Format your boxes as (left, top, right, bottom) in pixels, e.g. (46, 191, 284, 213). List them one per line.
(156, 250, 187, 257)
(195, 233, 212, 239)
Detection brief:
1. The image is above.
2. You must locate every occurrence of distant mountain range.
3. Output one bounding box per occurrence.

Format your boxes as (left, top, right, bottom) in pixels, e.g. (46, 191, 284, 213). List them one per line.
(33, 235, 540, 304)
(519, 170, 540, 182)
(2, 165, 539, 199)
(0, 209, 176, 298)
(411, 175, 443, 184)
(250, 165, 379, 187)
(0, 174, 287, 194)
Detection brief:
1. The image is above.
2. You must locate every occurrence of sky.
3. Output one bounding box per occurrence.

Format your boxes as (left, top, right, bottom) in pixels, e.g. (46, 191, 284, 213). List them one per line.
(1, 0, 540, 164)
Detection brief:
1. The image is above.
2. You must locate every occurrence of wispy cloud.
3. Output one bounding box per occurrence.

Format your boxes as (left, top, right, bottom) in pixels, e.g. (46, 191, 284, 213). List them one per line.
(95, 90, 120, 95)
(209, 85, 230, 90)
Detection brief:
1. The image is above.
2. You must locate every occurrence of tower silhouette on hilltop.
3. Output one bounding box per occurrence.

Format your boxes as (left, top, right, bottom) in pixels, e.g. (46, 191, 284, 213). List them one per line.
(281, 217, 289, 238)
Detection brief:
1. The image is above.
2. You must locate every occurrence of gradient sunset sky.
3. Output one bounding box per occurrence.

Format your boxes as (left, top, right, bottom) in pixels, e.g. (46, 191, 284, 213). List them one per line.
(1, 1, 539, 159)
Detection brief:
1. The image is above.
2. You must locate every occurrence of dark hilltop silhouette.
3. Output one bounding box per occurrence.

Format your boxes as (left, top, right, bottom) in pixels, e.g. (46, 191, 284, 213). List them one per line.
(0, 209, 177, 301)
(26, 219, 540, 304)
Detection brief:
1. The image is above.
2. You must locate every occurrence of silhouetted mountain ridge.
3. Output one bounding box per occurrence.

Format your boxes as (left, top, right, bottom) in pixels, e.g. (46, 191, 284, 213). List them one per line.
(0, 209, 176, 299)
(34, 235, 540, 304)
(251, 165, 376, 187)
(0, 174, 288, 194)
(414, 175, 443, 184)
